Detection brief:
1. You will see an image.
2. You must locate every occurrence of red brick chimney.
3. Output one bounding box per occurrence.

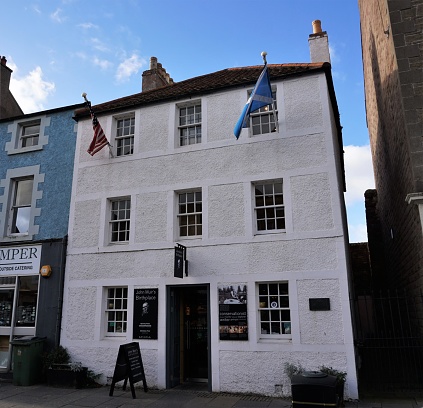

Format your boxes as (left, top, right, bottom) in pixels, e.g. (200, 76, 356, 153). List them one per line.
(308, 20, 331, 64)
(142, 57, 174, 92)
(0, 54, 24, 119)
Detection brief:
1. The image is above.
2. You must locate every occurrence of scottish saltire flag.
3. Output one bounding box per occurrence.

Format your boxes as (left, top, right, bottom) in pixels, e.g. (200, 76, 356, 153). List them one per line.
(87, 112, 109, 156)
(234, 64, 273, 139)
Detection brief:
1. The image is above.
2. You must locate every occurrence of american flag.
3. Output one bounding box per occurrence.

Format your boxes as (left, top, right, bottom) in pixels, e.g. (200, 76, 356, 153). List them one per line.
(87, 112, 109, 156)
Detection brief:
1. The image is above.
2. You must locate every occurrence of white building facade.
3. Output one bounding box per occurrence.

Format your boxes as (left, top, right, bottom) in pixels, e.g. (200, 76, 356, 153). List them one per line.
(61, 29, 358, 398)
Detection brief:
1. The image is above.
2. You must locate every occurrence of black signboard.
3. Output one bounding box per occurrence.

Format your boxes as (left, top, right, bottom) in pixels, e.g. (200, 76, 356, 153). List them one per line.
(218, 284, 248, 340)
(109, 342, 148, 399)
(133, 288, 158, 339)
(174, 244, 187, 278)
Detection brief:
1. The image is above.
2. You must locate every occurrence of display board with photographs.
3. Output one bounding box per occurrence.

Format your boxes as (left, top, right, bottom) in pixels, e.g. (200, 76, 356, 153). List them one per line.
(218, 284, 248, 340)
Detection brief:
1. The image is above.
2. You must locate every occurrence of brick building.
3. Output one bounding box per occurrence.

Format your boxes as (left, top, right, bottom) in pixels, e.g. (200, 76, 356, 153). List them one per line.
(0, 56, 23, 120)
(358, 0, 423, 295)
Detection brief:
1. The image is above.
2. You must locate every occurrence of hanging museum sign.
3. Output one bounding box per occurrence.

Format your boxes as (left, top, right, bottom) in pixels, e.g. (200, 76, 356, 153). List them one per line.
(133, 288, 158, 339)
(0, 244, 41, 275)
(218, 283, 248, 340)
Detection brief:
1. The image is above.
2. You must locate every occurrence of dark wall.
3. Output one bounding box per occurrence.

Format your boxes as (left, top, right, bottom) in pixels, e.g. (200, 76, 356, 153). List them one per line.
(36, 238, 67, 351)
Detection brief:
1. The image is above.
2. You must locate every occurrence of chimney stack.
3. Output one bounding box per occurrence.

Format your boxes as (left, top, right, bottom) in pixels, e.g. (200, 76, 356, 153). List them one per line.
(142, 56, 174, 92)
(0, 54, 24, 119)
(308, 20, 331, 64)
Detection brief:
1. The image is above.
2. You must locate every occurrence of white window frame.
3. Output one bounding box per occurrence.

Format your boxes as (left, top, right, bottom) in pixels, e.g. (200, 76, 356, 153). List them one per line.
(257, 281, 291, 340)
(5, 116, 50, 155)
(253, 180, 285, 234)
(0, 166, 43, 242)
(105, 287, 128, 337)
(20, 122, 40, 148)
(9, 178, 34, 235)
(108, 197, 131, 244)
(114, 114, 135, 157)
(250, 89, 277, 136)
(177, 189, 202, 238)
(177, 101, 202, 146)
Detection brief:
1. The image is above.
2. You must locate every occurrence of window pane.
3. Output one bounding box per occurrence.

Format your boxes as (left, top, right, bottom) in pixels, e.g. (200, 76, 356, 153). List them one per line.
(257, 220, 266, 230)
(13, 207, 31, 234)
(15, 180, 33, 206)
(280, 296, 289, 308)
(281, 310, 291, 321)
(255, 196, 264, 207)
(264, 195, 274, 206)
(271, 323, 281, 334)
(279, 283, 288, 294)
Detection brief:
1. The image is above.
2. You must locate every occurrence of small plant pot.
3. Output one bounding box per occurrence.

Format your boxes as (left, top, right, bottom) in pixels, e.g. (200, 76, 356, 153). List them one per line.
(47, 364, 88, 388)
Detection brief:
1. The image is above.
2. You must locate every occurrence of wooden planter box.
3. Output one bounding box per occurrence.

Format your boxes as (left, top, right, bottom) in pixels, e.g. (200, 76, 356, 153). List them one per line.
(46, 364, 88, 388)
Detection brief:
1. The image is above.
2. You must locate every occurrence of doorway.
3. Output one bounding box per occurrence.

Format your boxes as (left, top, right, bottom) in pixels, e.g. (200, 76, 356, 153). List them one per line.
(167, 285, 210, 390)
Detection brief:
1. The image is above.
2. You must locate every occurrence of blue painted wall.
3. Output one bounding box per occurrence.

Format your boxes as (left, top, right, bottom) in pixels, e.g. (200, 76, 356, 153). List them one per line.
(0, 105, 83, 240)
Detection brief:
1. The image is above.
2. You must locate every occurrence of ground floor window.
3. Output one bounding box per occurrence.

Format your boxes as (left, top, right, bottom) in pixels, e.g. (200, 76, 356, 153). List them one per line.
(0, 274, 39, 368)
(258, 282, 291, 339)
(106, 287, 128, 336)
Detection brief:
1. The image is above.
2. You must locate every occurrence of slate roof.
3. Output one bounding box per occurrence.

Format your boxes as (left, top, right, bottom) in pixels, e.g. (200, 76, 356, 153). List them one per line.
(74, 62, 331, 118)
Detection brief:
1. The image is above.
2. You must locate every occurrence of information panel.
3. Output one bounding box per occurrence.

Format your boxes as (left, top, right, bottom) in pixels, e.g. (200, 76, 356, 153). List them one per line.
(218, 283, 248, 340)
(133, 288, 158, 339)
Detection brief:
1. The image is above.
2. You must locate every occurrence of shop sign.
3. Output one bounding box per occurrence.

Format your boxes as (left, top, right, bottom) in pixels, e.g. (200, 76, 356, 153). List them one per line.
(174, 244, 187, 278)
(133, 288, 158, 339)
(218, 283, 248, 340)
(0, 244, 41, 275)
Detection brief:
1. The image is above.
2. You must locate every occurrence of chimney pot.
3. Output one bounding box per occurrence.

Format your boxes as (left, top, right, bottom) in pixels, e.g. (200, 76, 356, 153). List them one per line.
(309, 20, 331, 64)
(1, 56, 6, 66)
(150, 56, 157, 70)
(312, 20, 322, 34)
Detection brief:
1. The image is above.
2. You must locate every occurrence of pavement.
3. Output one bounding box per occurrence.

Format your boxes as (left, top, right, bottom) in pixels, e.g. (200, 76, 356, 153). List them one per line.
(0, 381, 422, 408)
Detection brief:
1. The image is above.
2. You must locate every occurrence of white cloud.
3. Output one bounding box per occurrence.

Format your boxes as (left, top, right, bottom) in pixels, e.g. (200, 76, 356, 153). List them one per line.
(93, 57, 112, 70)
(9, 61, 55, 113)
(32, 5, 41, 14)
(78, 22, 99, 30)
(90, 38, 110, 53)
(115, 54, 145, 83)
(344, 144, 375, 207)
(50, 8, 66, 23)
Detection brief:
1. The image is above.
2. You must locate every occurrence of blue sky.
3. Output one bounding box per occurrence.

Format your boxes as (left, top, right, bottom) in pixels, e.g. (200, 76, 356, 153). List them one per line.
(3, 0, 374, 242)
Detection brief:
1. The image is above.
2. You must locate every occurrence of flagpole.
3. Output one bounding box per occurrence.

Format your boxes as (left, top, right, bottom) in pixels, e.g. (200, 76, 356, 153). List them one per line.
(81, 93, 114, 157)
(260, 52, 279, 134)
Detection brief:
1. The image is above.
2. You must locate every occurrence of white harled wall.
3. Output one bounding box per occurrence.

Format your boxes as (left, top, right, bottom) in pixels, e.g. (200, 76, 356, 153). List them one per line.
(61, 71, 358, 398)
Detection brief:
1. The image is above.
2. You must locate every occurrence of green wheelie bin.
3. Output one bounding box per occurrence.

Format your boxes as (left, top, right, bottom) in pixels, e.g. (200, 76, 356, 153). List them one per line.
(11, 336, 46, 386)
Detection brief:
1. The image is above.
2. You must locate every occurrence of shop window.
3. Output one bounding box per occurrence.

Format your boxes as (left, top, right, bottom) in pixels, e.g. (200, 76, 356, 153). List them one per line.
(0, 289, 14, 327)
(106, 287, 128, 336)
(258, 282, 291, 339)
(16, 276, 38, 327)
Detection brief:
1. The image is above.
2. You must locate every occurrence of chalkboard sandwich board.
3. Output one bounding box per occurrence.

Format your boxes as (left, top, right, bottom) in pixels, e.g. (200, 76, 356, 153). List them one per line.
(109, 342, 148, 399)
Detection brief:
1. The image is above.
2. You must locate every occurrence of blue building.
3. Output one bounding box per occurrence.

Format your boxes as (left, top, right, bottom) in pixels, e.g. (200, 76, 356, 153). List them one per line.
(0, 103, 83, 372)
